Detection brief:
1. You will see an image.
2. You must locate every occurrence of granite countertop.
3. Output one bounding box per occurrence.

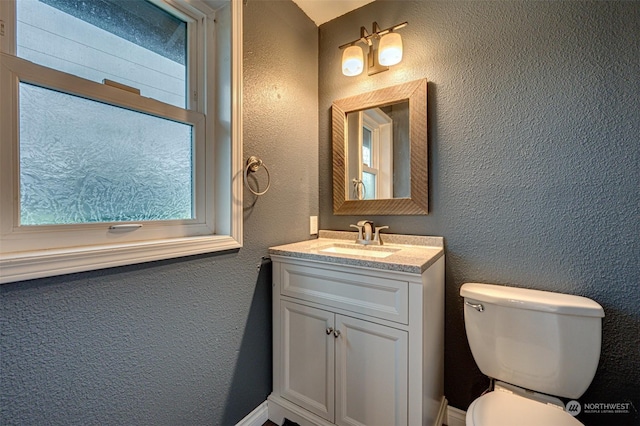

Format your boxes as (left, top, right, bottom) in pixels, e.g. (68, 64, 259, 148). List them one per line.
(269, 230, 444, 274)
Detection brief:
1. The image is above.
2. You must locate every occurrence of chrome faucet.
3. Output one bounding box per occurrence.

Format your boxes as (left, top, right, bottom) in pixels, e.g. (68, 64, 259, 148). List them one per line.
(350, 220, 389, 245)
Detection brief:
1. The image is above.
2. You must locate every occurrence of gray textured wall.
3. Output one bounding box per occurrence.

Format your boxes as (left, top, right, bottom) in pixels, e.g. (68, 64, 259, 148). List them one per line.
(3, 1, 638, 424)
(0, 1, 318, 425)
(319, 0, 639, 422)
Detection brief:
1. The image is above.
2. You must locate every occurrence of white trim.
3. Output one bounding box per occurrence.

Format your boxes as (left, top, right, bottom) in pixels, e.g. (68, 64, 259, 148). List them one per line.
(235, 401, 269, 426)
(0, 235, 240, 284)
(230, 0, 244, 246)
(269, 394, 459, 426)
(446, 404, 467, 426)
(435, 396, 448, 426)
(268, 394, 335, 426)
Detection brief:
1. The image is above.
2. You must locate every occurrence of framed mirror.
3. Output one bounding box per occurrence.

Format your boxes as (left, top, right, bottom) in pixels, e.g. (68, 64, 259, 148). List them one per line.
(332, 79, 428, 215)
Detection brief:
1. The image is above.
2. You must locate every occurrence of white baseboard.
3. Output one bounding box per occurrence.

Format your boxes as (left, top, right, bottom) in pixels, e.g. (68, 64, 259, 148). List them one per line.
(267, 394, 335, 426)
(446, 405, 467, 426)
(435, 396, 448, 426)
(237, 398, 467, 426)
(236, 401, 269, 426)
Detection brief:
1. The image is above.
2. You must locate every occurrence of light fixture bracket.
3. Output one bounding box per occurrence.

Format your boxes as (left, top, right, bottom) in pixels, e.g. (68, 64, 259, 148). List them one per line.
(367, 47, 388, 75)
(339, 21, 408, 50)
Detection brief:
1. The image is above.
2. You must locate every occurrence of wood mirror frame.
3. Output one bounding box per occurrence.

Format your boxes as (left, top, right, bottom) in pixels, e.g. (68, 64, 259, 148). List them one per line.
(332, 78, 428, 215)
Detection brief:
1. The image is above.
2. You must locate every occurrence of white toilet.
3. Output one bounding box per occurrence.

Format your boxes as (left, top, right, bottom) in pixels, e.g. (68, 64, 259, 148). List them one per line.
(460, 283, 605, 426)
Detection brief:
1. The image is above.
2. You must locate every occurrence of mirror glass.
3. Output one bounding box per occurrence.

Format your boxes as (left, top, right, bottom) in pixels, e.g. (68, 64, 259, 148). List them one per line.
(332, 79, 428, 215)
(345, 101, 410, 201)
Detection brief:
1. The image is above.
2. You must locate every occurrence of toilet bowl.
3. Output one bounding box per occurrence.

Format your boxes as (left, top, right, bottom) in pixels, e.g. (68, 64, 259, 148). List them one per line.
(460, 283, 604, 426)
(465, 382, 582, 426)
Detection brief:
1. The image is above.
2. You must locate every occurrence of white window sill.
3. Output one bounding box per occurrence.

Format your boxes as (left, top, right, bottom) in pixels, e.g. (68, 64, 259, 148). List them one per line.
(0, 235, 241, 284)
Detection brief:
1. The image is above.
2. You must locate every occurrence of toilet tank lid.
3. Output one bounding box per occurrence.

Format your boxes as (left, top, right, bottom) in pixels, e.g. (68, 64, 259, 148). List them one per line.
(461, 283, 604, 317)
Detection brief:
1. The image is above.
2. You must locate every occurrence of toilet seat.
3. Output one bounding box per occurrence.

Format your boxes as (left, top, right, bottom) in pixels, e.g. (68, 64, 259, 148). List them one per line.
(466, 388, 584, 426)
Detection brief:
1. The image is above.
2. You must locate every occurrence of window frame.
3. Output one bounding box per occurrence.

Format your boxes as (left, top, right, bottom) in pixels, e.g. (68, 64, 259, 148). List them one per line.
(0, 0, 243, 283)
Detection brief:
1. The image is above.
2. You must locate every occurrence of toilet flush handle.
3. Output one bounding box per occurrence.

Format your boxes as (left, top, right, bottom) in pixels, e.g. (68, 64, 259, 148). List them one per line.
(465, 301, 484, 312)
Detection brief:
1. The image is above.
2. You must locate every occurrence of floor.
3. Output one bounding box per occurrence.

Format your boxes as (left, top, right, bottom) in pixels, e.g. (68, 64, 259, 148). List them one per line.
(263, 420, 306, 426)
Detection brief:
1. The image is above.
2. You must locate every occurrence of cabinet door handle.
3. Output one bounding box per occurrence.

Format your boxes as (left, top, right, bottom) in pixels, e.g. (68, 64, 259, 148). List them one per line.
(326, 327, 334, 335)
(333, 330, 341, 338)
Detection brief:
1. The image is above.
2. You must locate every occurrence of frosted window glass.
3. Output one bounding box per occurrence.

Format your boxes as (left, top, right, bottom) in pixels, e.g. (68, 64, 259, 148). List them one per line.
(362, 171, 376, 200)
(19, 83, 194, 226)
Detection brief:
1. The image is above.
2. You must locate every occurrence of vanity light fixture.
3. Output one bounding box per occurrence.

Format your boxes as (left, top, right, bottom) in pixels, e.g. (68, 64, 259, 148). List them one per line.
(339, 21, 407, 76)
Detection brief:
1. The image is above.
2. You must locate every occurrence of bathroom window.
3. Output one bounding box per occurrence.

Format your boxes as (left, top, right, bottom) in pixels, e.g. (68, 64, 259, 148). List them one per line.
(359, 108, 393, 200)
(0, 0, 243, 283)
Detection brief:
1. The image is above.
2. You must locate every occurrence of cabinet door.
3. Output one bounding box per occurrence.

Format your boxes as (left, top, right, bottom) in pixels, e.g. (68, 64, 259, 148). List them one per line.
(280, 301, 335, 422)
(335, 315, 408, 426)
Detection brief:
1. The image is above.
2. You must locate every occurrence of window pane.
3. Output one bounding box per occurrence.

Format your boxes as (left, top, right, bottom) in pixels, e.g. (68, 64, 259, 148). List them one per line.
(17, 0, 187, 108)
(19, 82, 194, 225)
(362, 127, 372, 167)
(362, 171, 376, 200)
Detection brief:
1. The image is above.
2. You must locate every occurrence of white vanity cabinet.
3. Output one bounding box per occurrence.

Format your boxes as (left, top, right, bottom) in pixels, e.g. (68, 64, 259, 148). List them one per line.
(280, 300, 408, 426)
(267, 233, 445, 426)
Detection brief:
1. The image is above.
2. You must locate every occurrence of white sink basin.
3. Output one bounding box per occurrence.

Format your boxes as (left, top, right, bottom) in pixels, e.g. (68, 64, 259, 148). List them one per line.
(318, 243, 400, 258)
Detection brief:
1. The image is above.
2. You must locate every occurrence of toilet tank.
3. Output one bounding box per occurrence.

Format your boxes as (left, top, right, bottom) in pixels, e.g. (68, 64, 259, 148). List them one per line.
(461, 283, 604, 399)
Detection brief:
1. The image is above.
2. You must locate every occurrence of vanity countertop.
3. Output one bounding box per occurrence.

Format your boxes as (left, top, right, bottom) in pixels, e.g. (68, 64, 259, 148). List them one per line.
(269, 230, 443, 274)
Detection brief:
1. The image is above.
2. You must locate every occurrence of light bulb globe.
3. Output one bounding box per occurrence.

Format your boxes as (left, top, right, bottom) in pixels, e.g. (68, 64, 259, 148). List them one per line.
(378, 32, 403, 66)
(342, 45, 364, 76)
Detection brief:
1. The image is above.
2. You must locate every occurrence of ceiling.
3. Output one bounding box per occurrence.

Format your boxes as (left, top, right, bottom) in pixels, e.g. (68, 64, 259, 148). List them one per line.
(291, 0, 375, 26)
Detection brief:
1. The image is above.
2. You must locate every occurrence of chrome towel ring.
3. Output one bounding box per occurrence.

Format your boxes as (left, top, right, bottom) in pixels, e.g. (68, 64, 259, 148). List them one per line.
(244, 156, 271, 196)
